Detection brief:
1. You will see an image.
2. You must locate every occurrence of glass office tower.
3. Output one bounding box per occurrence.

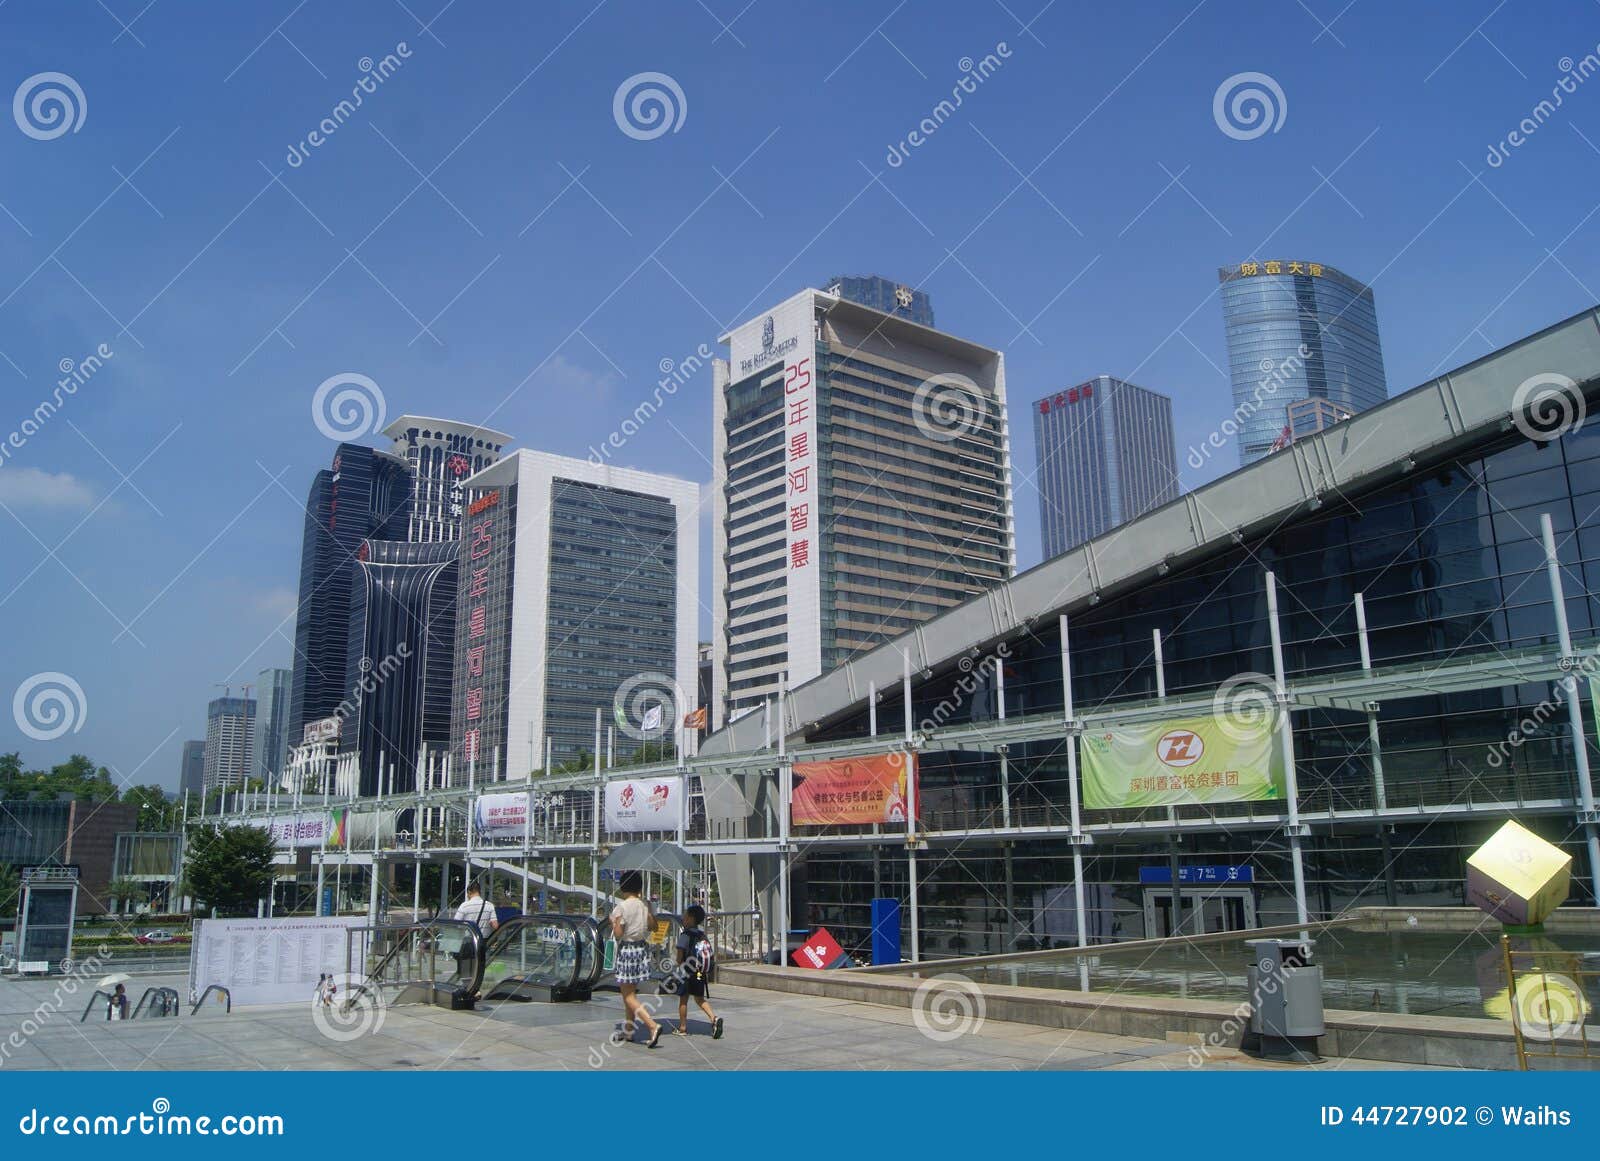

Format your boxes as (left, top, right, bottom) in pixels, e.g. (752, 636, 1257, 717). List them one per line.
(1033, 376, 1179, 559)
(287, 444, 412, 746)
(251, 668, 292, 789)
(1218, 259, 1388, 466)
(288, 418, 510, 794)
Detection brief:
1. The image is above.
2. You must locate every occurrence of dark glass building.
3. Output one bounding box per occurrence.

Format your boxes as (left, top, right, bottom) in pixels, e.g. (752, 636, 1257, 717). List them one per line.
(178, 739, 205, 797)
(287, 419, 511, 795)
(1217, 259, 1388, 466)
(823, 274, 934, 328)
(0, 799, 140, 915)
(343, 540, 459, 795)
(702, 306, 1600, 958)
(287, 444, 411, 746)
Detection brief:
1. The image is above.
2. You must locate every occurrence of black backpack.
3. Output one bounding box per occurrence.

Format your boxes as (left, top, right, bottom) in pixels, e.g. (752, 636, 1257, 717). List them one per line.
(682, 928, 714, 981)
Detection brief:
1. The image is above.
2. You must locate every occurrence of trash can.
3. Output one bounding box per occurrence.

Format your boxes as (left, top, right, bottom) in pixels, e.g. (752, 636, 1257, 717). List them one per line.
(1242, 937, 1324, 1063)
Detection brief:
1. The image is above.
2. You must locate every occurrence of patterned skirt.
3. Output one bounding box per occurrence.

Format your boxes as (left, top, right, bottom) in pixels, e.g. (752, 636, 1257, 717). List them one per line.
(615, 941, 652, 985)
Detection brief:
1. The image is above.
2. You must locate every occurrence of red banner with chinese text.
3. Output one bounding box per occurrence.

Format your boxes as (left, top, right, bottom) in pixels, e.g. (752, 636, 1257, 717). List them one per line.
(791, 751, 917, 826)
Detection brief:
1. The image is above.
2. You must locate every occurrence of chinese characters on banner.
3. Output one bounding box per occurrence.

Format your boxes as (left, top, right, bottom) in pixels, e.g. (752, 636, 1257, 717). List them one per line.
(603, 776, 686, 833)
(781, 317, 823, 685)
(459, 486, 502, 773)
(1078, 715, 1285, 809)
(448, 453, 471, 521)
(474, 791, 531, 838)
(784, 354, 815, 575)
(790, 751, 917, 826)
(265, 813, 334, 849)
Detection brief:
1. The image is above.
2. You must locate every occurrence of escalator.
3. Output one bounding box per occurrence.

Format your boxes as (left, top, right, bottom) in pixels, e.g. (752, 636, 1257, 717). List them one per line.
(472, 914, 609, 1003)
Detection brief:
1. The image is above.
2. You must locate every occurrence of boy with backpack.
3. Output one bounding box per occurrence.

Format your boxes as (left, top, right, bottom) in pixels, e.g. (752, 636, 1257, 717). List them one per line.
(673, 905, 724, 1039)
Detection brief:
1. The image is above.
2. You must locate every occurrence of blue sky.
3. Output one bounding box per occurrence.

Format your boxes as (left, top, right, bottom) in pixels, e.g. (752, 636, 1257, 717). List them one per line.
(3, 0, 1600, 785)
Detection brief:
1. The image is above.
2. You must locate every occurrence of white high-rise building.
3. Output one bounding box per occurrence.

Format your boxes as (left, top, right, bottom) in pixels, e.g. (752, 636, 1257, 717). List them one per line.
(449, 451, 702, 776)
(203, 696, 255, 791)
(711, 287, 1015, 728)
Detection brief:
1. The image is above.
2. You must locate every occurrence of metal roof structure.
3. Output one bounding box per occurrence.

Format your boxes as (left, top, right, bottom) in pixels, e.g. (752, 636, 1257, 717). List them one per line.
(701, 305, 1600, 754)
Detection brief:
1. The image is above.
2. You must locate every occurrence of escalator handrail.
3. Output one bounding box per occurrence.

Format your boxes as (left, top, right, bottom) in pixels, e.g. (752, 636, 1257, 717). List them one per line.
(359, 918, 483, 996)
(474, 914, 602, 998)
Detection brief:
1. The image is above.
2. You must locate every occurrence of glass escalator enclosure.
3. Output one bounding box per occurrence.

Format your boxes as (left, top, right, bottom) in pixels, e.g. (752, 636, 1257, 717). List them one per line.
(475, 915, 603, 999)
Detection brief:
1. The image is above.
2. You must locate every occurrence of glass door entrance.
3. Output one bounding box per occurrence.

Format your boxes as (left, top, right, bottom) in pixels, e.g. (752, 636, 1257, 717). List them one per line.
(1142, 887, 1256, 938)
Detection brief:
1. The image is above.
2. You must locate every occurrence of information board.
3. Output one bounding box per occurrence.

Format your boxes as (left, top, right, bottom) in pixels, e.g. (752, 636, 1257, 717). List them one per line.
(187, 916, 364, 1006)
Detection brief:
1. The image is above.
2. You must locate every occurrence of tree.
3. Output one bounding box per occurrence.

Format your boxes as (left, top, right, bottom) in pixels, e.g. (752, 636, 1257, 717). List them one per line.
(0, 753, 118, 802)
(106, 877, 147, 915)
(0, 863, 19, 920)
(120, 784, 179, 830)
(182, 825, 277, 916)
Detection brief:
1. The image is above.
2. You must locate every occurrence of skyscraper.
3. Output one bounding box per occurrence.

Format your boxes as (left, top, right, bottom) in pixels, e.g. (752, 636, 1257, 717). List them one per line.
(383, 416, 514, 544)
(711, 287, 1014, 728)
(1033, 376, 1179, 559)
(178, 739, 205, 798)
(287, 443, 412, 745)
(823, 274, 935, 328)
(1217, 259, 1388, 466)
(344, 540, 458, 794)
(203, 696, 255, 791)
(251, 668, 292, 789)
(287, 417, 511, 795)
(448, 451, 700, 775)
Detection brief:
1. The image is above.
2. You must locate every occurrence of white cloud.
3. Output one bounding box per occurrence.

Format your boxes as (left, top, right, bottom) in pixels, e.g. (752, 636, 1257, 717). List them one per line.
(0, 467, 95, 510)
(534, 353, 619, 400)
(254, 587, 298, 621)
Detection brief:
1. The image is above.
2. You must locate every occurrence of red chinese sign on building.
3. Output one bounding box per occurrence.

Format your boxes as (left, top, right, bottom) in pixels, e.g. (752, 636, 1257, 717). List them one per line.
(784, 355, 814, 576)
(458, 486, 507, 776)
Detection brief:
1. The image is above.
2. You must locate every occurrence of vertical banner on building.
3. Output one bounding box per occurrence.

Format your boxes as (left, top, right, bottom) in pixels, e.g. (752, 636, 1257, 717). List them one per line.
(791, 752, 917, 825)
(453, 484, 513, 778)
(326, 808, 349, 850)
(728, 295, 821, 689)
(1079, 715, 1284, 809)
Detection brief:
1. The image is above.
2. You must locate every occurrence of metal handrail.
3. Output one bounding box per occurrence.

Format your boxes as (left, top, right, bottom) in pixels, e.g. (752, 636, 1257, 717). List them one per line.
(79, 990, 115, 1023)
(190, 984, 231, 1014)
(132, 986, 180, 1018)
(474, 914, 605, 1000)
(348, 918, 483, 1002)
(1501, 934, 1599, 1070)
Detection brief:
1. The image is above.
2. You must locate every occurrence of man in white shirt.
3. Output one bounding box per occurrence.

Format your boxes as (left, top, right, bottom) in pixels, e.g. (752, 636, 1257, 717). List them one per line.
(453, 882, 500, 935)
(449, 883, 499, 990)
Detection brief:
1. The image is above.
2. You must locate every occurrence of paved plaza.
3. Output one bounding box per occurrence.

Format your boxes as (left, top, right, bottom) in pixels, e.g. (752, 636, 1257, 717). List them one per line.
(0, 973, 1451, 1072)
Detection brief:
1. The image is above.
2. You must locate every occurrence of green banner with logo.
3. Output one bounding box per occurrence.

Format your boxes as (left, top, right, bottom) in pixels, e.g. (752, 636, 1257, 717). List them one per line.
(1080, 713, 1286, 809)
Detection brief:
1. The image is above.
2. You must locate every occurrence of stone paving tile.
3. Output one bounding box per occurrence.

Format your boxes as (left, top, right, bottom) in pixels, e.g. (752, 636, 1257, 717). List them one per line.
(0, 975, 1465, 1072)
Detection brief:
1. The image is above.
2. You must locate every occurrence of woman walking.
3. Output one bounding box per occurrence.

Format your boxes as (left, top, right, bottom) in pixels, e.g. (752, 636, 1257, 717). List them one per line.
(610, 870, 662, 1048)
